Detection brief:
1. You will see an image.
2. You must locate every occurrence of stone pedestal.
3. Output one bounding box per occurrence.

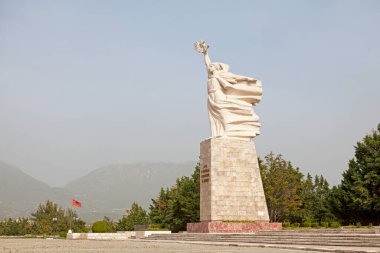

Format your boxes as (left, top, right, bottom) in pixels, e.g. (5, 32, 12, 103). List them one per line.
(187, 138, 280, 233)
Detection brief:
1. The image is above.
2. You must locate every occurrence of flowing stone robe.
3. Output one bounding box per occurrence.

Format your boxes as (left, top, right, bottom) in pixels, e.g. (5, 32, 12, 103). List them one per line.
(207, 62, 262, 139)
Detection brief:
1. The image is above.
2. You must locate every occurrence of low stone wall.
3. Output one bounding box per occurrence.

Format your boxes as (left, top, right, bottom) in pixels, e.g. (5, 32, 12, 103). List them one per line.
(67, 232, 135, 240)
(135, 230, 172, 239)
(67, 231, 172, 240)
(187, 221, 282, 233)
(375, 226, 380, 234)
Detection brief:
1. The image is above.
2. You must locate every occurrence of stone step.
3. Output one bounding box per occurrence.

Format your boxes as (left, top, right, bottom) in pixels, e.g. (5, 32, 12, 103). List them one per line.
(146, 239, 380, 247)
(215, 235, 380, 240)
(144, 233, 380, 248)
(261, 229, 376, 234)
(145, 236, 380, 247)
(218, 238, 380, 244)
(147, 236, 379, 243)
(147, 234, 380, 239)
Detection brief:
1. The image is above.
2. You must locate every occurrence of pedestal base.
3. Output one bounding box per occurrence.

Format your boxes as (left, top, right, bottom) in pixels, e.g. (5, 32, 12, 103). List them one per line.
(200, 138, 269, 221)
(187, 221, 282, 233)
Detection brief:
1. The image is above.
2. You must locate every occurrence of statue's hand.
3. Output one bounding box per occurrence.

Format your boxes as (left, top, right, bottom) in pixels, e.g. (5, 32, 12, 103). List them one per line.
(194, 41, 209, 54)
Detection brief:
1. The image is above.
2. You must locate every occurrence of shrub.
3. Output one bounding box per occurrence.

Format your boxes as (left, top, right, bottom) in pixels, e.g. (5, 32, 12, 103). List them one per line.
(59, 231, 67, 238)
(291, 222, 300, 228)
(301, 221, 311, 227)
(148, 224, 169, 231)
(355, 222, 362, 228)
(329, 221, 341, 228)
(282, 222, 291, 228)
(368, 223, 373, 228)
(320, 221, 329, 228)
(311, 222, 319, 228)
(92, 221, 113, 233)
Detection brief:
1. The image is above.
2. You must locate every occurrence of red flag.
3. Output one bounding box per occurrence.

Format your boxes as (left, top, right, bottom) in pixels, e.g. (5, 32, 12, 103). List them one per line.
(72, 199, 82, 208)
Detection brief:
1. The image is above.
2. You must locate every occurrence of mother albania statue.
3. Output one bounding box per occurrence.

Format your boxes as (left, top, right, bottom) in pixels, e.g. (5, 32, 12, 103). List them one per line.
(194, 41, 263, 139)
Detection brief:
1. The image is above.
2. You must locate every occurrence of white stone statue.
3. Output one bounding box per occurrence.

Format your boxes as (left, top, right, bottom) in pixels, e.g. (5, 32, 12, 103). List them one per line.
(194, 41, 263, 139)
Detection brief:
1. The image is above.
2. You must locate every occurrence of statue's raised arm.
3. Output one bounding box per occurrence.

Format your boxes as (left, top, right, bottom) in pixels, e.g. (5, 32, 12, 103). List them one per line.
(194, 41, 212, 73)
(194, 41, 263, 139)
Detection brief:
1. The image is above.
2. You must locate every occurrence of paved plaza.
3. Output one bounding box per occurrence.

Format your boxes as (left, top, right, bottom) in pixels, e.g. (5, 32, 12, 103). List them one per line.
(0, 238, 328, 253)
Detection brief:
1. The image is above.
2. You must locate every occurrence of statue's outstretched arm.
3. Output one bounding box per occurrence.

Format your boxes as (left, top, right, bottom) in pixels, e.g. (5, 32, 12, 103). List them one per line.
(203, 51, 211, 69)
(194, 41, 211, 71)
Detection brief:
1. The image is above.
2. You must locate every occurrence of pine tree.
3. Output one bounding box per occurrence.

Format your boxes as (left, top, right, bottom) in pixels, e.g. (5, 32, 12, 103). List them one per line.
(148, 164, 200, 232)
(331, 124, 380, 225)
(117, 202, 149, 231)
(299, 173, 314, 222)
(167, 165, 200, 232)
(312, 175, 335, 222)
(149, 187, 173, 229)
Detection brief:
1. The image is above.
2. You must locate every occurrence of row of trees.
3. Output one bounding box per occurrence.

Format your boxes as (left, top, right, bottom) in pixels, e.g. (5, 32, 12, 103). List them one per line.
(0, 200, 86, 236)
(260, 124, 380, 225)
(260, 153, 335, 224)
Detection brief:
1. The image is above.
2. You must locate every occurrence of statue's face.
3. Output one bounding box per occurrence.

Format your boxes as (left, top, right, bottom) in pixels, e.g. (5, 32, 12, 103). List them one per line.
(209, 64, 217, 72)
(210, 63, 228, 73)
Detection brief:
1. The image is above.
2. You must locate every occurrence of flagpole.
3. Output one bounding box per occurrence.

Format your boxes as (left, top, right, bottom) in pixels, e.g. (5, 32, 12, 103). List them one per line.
(69, 199, 82, 234)
(69, 199, 73, 234)
(69, 209, 72, 232)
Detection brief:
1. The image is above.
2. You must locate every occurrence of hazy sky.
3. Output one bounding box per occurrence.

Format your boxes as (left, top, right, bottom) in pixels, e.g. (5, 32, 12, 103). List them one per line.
(0, 0, 379, 187)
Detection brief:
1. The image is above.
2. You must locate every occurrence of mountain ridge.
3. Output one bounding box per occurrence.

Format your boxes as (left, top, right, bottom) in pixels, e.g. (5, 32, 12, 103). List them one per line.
(0, 160, 197, 221)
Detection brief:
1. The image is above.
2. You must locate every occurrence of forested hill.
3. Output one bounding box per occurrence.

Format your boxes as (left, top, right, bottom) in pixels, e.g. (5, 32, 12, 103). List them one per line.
(0, 161, 196, 221)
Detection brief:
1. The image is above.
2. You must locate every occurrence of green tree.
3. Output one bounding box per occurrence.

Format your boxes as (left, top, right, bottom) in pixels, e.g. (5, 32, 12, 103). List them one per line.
(117, 202, 149, 231)
(149, 187, 173, 229)
(311, 175, 335, 222)
(259, 153, 304, 222)
(0, 218, 32, 236)
(300, 174, 335, 223)
(31, 200, 66, 235)
(30, 200, 86, 234)
(298, 173, 314, 222)
(331, 124, 380, 225)
(149, 164, 200, 232)
(167, 164, 200, 232)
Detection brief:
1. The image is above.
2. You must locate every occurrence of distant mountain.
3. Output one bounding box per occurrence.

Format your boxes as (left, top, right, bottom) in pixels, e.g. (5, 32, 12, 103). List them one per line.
(0, 161, 197, 221)
(0, 161, 69, 218)
(63, 162, 197, 221)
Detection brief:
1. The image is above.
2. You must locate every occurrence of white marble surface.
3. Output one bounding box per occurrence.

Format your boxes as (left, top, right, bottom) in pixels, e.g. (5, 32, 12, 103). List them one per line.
(195, 41, 263, 139)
